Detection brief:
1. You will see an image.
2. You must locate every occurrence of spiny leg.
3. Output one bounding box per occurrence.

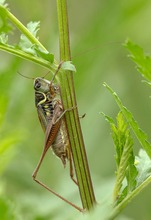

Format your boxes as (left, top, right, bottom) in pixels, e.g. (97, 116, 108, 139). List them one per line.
(67, 147, 78, 186)
(33, 178, 83, 212)
(32, 147, 83, 212)
(32, 148, 48, 179)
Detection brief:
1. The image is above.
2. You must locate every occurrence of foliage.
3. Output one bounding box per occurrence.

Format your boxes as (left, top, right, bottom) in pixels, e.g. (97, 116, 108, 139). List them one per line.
(0, 0, 151, 220)
(102, 85, 151, 219)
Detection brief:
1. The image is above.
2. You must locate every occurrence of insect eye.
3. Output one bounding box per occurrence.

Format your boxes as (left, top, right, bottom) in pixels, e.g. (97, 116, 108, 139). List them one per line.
(34, 80, 41, 90)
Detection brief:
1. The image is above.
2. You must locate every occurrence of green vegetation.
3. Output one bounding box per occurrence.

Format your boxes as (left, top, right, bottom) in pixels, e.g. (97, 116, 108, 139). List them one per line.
(0, 0, 151, 219)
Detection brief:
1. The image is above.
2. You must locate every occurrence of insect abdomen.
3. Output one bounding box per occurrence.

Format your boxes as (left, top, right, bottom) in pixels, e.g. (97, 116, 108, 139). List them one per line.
(52, 120, 69, 166)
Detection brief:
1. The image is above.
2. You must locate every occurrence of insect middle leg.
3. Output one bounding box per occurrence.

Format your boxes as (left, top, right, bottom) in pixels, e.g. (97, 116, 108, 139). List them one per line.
(53, 106, 77, 125)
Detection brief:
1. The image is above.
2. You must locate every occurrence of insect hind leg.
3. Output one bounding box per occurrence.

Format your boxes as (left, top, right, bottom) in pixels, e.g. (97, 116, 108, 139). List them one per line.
(33, 177, 83, 212)
(32, 148, 83, 212)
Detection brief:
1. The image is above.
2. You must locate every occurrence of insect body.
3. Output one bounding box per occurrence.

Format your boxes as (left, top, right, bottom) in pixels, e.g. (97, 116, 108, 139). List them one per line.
(32, 75, 82, 211)
(34, 77, 69, 166)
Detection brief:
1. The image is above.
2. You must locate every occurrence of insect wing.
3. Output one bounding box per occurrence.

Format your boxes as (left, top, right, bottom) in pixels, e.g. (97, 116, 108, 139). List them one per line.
(44, 103, 62, 149)
(37, 105, 48, 132)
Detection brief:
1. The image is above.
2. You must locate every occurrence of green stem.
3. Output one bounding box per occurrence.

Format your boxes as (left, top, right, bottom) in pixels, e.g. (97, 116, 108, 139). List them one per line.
(56, 0, 96, 211)
(0, 44, 57, 71)
(109, 175, 151, 219)
(0, 5, 58, 73)
(0, 5, 47, 52)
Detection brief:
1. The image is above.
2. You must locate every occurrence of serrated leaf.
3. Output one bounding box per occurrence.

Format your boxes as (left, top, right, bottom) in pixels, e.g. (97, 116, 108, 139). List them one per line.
(124, 39, 151, 82)
(115, 112, 130, 164)
(26, 21, 40, 37)
(101, 112, 114, 124)
(0, 32, 8, 44)
(0, 5, 12, 33)
(61, 61, 76, 72)
(135, 149, 151, 186)
(33, 45, 54, 63)
(104, 82, 151, 159)
(103, 112, 131, 167)
(126, 152, 138, 193)
(102, 111, 136, 203)
(18, 21, 40, 54)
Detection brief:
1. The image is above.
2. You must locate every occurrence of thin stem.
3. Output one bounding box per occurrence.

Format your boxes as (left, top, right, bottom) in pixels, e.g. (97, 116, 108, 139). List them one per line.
(0, 5, 58, 72)
(108, 175, 151, 219)
(1, 5, 47, 52)
(0, 44, 57, 71)
(56, 0, 96, 211)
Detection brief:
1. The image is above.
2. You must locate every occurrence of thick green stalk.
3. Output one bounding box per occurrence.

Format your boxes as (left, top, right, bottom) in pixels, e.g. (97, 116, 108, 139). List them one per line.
(56, 0, 96, 211)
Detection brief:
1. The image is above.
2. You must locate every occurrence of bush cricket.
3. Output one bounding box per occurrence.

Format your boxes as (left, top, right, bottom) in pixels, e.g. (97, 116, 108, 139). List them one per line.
(20, 63, 83, 212)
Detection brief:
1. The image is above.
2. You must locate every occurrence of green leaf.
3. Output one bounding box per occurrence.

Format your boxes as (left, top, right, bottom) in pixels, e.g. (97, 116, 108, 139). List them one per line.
(18, 21, 40, 54)
(33, 45, 54, 63)
(17, 21, 54, 63)
(102, 111, 137, 203)
(26, 21, 40, 37)
(124, 39, 151, 82)
(61, 61, 76, 72)
(0, 32, 8, 44)
(104, 82, 151, 159)
(135, 149, 151, 186)
(125, 152, 138, 193)
(0, 5, 12, 33)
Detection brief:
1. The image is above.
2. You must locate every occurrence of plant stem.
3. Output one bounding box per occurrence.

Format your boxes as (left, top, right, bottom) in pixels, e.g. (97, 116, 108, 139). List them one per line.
(2, 5, 47, 51)
(56, 0, 96, 211)
(0, 5, 58, 72)
(108, 175, 151, 219)
(0, 44, 57, 71)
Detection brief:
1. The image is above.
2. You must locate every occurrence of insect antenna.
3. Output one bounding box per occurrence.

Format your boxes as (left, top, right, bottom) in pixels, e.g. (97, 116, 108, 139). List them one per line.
(17, 71, 35, 80)
(18, 60, 64, 83)
(18, 70, 51, 80)
(41, 71, 50, 79)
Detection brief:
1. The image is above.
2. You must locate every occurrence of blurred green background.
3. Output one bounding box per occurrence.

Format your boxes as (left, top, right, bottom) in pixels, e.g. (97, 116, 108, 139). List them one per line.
(1, 0, 151, 219)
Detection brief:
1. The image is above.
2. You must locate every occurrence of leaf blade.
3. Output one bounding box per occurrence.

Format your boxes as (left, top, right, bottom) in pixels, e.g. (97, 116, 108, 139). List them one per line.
(104, 83, 151, 159)
(124, 39, 151, 82)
